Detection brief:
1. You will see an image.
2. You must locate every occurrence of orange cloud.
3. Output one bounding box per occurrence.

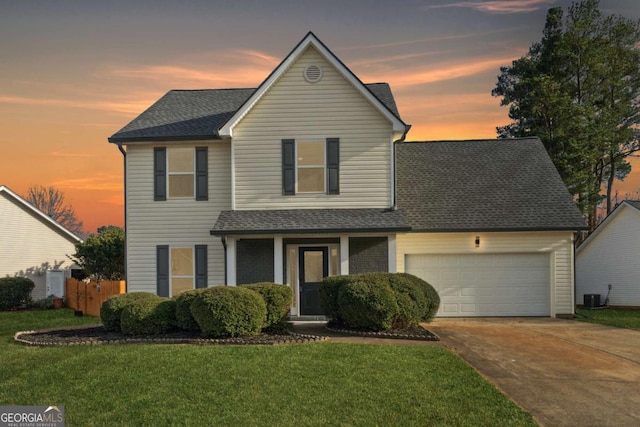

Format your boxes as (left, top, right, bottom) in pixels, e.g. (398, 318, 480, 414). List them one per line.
(50, 174, 122, 192)
(0, 94, 157, 115)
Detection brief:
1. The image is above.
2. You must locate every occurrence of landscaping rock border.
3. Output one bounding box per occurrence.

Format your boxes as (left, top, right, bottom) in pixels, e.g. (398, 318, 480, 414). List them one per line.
(325, 323, 439, 341)
(14, 325, 329, 347)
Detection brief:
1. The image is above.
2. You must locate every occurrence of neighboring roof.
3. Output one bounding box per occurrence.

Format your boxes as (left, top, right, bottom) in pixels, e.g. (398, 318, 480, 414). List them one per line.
(396, 138, 588, 232)
(109, 83, 402, 143)
(218, 32, 407, 138)
(109, 32, 408, 144)
(0, 185, 83, 242)
(576, 200, 640, 254)
(211, 208, 411, 236)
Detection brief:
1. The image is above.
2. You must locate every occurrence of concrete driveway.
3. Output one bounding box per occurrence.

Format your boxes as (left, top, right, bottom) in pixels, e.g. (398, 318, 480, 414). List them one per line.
(429, 318, 640, 427)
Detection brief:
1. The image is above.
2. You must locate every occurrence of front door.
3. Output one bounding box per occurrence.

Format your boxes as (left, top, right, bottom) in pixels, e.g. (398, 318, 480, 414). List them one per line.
(299, 247, 328, 315)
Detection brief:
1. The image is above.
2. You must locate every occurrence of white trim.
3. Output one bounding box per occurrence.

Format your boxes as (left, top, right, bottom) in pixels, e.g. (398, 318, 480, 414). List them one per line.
(387, 234, 397, 273)
(576, 201, 640, 255)
(218, 32, 406, 138)
(340, 234, 349, 275)
(295, 140, 326, 194)
(169, 246, 195, 296)
(231, 139, 236, 210)
(274, 235, 284, 284)
(166, 147, 196, 199)
(0, 185, 82, 243)
(226, 237, 237, 286)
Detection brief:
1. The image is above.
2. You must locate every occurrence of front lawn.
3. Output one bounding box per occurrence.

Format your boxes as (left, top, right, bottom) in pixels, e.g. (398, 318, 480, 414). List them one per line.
(0, 310, 535, 426)
(576, 307, 640, 330)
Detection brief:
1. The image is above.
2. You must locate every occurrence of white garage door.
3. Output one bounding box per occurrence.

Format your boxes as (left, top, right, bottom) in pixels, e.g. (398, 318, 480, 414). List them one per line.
(406, 253, 550, 317)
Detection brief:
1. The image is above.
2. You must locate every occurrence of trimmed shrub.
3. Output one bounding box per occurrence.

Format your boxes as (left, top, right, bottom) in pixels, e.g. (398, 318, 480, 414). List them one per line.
(387, 274, 428, 328)
(319, 275, 353, 322)
(120, 297, 176, 335)
(100, 292, 159, 332)
(0, 277, 35, 311)
(397, 273, 440, 322)
(190, 286, 267, 338)
(240, 283, 293, 334)
(337, 278, 398, 331)
(173, 289, 208, 331)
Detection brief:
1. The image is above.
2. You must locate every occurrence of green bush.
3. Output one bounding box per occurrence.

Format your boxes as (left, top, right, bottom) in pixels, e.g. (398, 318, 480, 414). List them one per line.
(34, 295, 57, 310)
(397, 273, 440, 322)
(337, 278, 399, 331)
(190, 286, 267, 338)
(240, 283, 292, 334)
(0, 277, 35, 311)
(173, 289, 208, 331)
(387, 274, 428, 328)
(100, 292, 159, 332)
(120, 297, 176, 335)
(319, 275, 352, 322)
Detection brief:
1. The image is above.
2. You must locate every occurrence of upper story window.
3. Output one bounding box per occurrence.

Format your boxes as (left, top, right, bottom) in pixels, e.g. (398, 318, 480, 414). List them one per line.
(297, 141, 325, 193)
(168, 148, 194, 198)
(154, 146, 208, 201)
(282, 138, 339, 196)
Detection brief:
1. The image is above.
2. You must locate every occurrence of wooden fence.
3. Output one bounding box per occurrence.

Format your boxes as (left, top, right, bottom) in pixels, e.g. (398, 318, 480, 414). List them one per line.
(65, 278, 125, 317)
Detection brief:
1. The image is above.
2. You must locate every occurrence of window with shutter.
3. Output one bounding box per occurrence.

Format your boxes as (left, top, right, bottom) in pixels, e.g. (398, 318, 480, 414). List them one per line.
(155, 147, 208, 200)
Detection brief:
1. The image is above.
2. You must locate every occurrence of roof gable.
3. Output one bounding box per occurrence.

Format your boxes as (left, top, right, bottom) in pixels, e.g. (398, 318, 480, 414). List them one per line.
(218, 32, 407, 138)
(396, 138, 587, 232)
(576, 200, 640, 254)
(0, 185, 82, 243)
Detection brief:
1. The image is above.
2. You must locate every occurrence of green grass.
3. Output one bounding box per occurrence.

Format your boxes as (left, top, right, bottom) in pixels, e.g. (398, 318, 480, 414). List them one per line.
(576, 307, 640, 330)
(0, 309, 535, 426)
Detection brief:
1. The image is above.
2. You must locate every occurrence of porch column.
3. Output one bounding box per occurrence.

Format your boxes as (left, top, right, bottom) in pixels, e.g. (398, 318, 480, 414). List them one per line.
(388, 234, 397, 273)
(274, 235, 283, 284)
(226, 237, 236, 286)
(340, 234, 349, 275)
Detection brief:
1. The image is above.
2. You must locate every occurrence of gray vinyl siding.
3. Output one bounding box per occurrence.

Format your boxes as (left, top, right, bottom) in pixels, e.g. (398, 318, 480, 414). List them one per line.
(576, 205, 640, 307)
(397, 231, 575, 316)
(233, 46, 393, 210)
(125, 141, 231, 293)
(0, 192, 78, 300)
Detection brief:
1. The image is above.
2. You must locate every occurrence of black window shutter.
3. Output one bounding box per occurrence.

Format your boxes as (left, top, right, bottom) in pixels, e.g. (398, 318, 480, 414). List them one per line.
(195, 245, 208, 289)
(326, 138, 340, 194)
(282, 139, 295, 195)
(154, 147, 167, 201)
(195, 147, 208, 201)
(157, 245, 169, 297)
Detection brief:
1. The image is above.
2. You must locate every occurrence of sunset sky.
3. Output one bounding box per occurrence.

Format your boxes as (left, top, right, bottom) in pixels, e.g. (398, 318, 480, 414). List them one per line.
(1, 0, 639, 234)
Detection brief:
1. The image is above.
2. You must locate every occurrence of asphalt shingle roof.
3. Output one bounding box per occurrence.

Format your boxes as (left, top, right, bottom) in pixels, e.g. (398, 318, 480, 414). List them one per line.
(626, 200, 640, 211)
(396, 138, 587, 231)
(211, 208, 410, 235)
(109, 84, 400, 143)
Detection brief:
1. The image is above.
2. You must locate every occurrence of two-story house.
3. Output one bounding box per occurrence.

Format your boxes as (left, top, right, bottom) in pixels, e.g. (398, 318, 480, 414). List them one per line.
(109, 32, 586, 318)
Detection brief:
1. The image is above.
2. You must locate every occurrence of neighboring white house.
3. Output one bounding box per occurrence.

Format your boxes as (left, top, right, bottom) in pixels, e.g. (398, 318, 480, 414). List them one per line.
(109, 32, 586, 318)
(0, 185, 82, 300)
(576, 200, 640, 307)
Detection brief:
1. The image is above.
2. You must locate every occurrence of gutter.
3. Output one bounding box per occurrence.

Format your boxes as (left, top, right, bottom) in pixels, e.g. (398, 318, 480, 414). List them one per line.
(116, 142, 128, 291)
(390, 124, 411, 211)
(221, 237, 227, 285)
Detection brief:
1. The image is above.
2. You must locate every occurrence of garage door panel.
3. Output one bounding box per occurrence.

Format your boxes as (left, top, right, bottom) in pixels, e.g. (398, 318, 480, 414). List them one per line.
(406, 253, 550, 317)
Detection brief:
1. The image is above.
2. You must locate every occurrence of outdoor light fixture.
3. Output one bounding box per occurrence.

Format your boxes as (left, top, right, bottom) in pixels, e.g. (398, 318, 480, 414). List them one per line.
(475, 236, 480, 248)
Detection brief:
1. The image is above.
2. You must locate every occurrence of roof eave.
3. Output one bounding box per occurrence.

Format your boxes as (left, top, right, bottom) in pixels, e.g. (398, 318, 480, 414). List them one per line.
(408, 226, 588, 233)
(210, 226, 412, 237)
(108, 134, 223, 144)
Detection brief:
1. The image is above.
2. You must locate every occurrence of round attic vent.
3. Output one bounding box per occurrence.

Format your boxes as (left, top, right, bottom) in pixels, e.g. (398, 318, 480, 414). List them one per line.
(303, 64, 323, 83)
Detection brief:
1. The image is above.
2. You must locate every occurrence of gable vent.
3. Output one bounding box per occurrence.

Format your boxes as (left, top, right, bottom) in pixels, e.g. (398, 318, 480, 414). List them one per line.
(303, 64, 323, 83)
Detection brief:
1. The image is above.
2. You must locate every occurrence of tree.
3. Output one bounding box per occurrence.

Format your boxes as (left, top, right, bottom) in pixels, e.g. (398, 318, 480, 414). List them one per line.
(70, 226, 124, 281)
(492, 0, 640, 229)
(26, 185, 84, 235)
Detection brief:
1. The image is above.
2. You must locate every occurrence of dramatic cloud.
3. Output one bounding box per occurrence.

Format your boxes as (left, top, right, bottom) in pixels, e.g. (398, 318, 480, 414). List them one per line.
(0, 94, 157, 115)
(426, 0, 555, 14)
(50, 174, 122, 192)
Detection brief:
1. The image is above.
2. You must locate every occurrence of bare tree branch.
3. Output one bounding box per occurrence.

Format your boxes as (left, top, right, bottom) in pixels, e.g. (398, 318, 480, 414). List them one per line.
(26, 185, 84, 236)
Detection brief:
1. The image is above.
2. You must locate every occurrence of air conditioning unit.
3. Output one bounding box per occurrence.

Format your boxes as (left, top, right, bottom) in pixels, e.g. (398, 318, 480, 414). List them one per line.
(583, 294, 600, 309)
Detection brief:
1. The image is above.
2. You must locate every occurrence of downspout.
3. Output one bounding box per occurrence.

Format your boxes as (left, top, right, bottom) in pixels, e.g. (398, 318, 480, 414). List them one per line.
(116, 142, 127, 292)
(221, 236, 227, 285)
(390, 124, 411, 211)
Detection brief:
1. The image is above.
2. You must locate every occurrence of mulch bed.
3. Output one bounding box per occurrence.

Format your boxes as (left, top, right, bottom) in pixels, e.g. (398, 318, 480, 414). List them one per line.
(14, 325, 328, 347)
(326, 322, 439, 341)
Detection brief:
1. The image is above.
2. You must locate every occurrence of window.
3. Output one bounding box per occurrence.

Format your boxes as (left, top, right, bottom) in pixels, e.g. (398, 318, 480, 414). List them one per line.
(168, 148, 194, 198)
(297, 141, 325, 193)
(153, 147, 208, 201)
(171, 247, 193, 296)
(282, 138, 339, 195)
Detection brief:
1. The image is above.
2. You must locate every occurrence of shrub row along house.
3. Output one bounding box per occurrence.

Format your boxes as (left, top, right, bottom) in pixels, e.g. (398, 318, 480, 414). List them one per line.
(109, 32, 586, 318)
